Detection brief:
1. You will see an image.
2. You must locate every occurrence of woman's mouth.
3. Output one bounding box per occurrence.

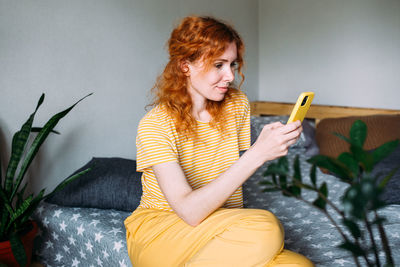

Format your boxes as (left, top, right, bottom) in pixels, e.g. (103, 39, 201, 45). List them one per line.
(216, 86, 228, 93)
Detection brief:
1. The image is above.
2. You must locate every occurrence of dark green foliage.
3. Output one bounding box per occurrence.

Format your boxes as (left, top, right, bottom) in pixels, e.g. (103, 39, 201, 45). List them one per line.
(261, 120, 398, 267)
(0, 93, 91, 266)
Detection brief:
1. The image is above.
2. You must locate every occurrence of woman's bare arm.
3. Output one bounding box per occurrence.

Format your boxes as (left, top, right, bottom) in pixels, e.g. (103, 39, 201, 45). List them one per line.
(153, 120, 302, 226)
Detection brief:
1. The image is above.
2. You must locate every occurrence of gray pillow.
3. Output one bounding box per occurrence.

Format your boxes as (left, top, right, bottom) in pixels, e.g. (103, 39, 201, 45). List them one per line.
(373, 145, 400, 204)
(46, 157, 142, 211)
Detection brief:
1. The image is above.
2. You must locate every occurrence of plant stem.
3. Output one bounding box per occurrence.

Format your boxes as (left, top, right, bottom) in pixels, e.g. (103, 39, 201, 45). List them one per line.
(364, 216, 381, 267)
(374, 210, 394, 266)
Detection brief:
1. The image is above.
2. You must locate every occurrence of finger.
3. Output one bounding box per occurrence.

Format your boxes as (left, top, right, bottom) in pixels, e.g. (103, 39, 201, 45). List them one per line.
(279, 121, 302, 134)
(262, 121, 284, 130)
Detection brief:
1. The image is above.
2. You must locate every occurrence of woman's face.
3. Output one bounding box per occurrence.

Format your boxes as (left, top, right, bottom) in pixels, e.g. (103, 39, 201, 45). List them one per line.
(186, 42, 238, 104)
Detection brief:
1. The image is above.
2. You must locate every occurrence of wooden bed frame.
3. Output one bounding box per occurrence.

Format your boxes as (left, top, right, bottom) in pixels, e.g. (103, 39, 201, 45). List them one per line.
(250, 101, 400, 124)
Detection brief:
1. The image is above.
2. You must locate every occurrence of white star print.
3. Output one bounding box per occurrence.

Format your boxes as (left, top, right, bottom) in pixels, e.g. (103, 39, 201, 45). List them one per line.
(71, 257, 80, 267)
(333, 259, 350, 266)
(71, 213, 82, 221)
(37, 205, 44, 215)
(53, 209, 63, 218)
(63, 245, 70, 253)
(119, 259, 128, 267)
(90, 212, 100, 217)
(322, 233, 335, 239)
(95, 232, 104, 243)
(109, 227, 122, 236)
(68, 236, 76, 245)
(43, 217, 50, 228)
(45, 240, 54, 249)
(96, 256, 103, 266)
(102, 249, 110, 259)
(55, 253, 63, 262)
(59, 221, 67, 232)
(51, 232, 59, 240)
(79, 249, 86, 259)
(110, 212, 119, 217)
(294, 213, 302, 218)
(89, 219, 100, 227)
(113, 241, 123, 252)
(111, 219, 120, 224)
(85, 240, 93, 253)
(323, 251, 334, 258)
(77, 224, 85, 236)
(390, 232, 399, 238)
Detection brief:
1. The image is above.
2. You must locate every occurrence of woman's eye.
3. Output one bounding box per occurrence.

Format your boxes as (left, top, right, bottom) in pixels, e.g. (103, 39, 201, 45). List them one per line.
(231, 61, 238, 69)
(214, 63, 223, 69)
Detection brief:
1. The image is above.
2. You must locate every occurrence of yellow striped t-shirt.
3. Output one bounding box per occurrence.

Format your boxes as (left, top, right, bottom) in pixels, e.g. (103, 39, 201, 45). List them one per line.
(136, 90, 251, 211)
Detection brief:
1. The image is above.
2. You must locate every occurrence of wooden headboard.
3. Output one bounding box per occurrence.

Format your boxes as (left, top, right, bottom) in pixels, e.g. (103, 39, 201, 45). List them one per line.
(250, 101, 400, 123)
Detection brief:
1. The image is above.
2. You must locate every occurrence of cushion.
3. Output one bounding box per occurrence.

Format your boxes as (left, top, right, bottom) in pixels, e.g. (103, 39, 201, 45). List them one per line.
(316, 114, 400, 158)
(372, 144, 400, 204)
(46, 157, 142, 211)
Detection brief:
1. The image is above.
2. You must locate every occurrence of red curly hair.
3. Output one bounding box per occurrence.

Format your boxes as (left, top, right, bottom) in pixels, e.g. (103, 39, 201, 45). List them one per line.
(151, 16, 245, 138)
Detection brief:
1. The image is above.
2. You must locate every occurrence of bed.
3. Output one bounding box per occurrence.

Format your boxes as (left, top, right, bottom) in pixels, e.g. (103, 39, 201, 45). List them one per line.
(32, 101, 400, 267)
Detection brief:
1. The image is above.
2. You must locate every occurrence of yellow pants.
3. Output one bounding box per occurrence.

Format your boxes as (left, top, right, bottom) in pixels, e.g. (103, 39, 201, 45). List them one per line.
(124, 208, 314, 267)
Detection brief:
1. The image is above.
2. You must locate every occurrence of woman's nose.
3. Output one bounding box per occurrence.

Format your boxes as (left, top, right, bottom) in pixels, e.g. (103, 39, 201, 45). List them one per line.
(224, 67, 235, 82)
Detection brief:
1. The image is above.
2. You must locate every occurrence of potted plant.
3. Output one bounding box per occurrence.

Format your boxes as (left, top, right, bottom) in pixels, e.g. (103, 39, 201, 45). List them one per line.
(261, 120, 398, 267)
(0, 93, 92, 267)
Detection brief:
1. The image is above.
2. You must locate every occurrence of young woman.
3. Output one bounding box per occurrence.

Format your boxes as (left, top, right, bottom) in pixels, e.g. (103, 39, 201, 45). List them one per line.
(125, 16, 314, 267)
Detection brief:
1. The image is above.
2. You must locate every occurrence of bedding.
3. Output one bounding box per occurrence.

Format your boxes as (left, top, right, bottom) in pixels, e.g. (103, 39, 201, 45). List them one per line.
(33, 115, 400, 267)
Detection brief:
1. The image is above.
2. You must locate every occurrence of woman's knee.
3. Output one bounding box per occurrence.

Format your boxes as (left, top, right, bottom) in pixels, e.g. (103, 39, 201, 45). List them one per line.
(236, 209, 284, 257)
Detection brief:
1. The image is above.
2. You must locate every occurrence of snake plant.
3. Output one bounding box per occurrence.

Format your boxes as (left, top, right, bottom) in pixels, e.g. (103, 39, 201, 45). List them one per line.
(0, 93, 92, 266)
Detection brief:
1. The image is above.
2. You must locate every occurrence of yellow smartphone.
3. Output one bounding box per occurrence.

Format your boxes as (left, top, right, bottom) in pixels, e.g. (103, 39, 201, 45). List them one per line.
(287, 92, 315, 124)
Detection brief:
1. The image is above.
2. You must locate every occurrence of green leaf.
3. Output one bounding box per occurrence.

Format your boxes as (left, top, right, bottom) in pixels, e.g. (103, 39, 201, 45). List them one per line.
(6, 195, 33, 232)
(378, 166, 400, 189)
(350, 145, 374, 173)
(320, 182, 328, 197)
(264, 164, 289, 177)
(261, 188, 281, 192)
(338, 240, 365, 256)
(349, 120, 367, 148)
(342, 218, 361, 238)
(4, 94, 44, 195)
(287, 185, 301, 197)
(312, 196, 326, 210)
(31, 127, 60, 134)
(278, 156, 289, 172)
(259, 180, 274, 186)
(307, 155, 352, 182)
(10, 93, 92, 201)
(293, 155, 302, 182)
(312, 182, 329, 210)
(333, 132, 351, 143)
(310, 164, 317, 187)
(372, 140, 399, 165)
(9, 232, 27, 267)
(19, 189, 45, 226)
(279, 175, 288, 190)
(337, 152, 358, 178)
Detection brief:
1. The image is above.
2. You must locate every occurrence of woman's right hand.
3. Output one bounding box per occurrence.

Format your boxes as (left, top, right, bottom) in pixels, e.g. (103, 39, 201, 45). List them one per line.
(250, 120, 303, 164)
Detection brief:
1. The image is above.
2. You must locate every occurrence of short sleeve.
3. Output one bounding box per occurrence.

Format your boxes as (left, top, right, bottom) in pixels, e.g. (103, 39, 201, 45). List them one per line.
(136, 114, 178, 172)
(236, 92, 251, 151)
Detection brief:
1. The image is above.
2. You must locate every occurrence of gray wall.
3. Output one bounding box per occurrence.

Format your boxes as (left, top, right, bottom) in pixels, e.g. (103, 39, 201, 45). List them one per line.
(0, 0, 258, 193)
(259, 0, 400, 109)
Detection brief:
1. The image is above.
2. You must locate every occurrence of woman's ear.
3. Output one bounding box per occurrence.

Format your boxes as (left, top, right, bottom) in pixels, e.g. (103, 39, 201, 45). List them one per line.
(180, 60, 190, 76)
